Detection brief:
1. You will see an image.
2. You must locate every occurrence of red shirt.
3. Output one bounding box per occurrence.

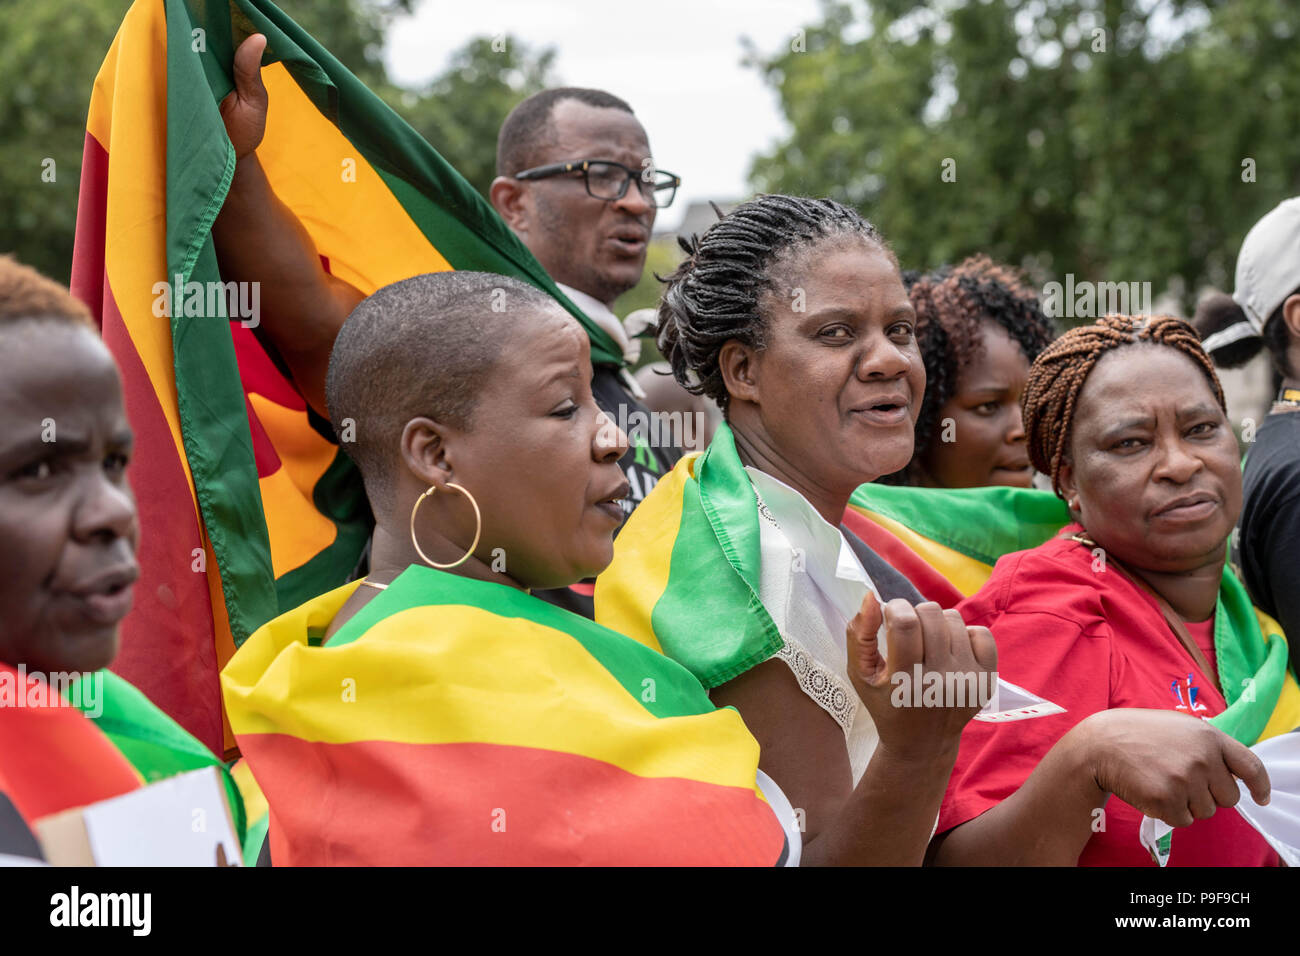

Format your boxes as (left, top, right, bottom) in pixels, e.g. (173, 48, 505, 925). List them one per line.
(938, 524, 1278, 866)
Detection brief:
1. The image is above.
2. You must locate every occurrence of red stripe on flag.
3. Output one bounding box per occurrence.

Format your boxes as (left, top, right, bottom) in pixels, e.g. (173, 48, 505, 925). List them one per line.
(246, 734, 785, 866)
(0, 666, 140, 825)
(100, 285, 224, 755)
(841, 507, 965, 607)
(70, 131, 109, 324)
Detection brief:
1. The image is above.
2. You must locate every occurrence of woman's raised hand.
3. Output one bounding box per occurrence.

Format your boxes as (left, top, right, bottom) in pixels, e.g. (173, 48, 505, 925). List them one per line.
(218, 33, 269, 160)
(846, 592, 997, 760)
(1079, 708, 1271, 827)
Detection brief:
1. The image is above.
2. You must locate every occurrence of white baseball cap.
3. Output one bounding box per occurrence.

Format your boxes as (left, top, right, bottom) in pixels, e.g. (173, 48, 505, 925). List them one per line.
(1233, 196, 1300, 333)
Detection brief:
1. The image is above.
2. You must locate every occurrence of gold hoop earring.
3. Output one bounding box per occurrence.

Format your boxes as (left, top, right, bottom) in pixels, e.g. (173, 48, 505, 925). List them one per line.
(409, 482, 482, 570)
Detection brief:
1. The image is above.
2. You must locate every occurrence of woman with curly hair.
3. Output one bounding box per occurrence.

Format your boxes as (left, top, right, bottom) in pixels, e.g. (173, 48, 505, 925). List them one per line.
(880, 256, 1055, 488)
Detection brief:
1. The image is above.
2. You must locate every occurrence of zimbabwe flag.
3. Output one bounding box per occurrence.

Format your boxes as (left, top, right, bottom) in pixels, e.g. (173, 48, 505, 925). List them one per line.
(595, 423, 1300, 747)
(222, 565, 789, 865)
(0, 663, 248, 859)
(71, 0, 621, 754)
(844, 481, 1072, 607)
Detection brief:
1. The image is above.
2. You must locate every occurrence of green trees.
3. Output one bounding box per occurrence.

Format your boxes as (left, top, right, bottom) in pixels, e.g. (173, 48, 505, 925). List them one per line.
(748, 0, 1300, 309)
(380, 36, 555, 197)
(0, 0, 550, 282)
(0, 0, 129, 283)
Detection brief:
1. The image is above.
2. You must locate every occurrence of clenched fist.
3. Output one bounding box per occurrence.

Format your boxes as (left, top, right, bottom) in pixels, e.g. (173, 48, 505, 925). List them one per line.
(847, 593, 997, 760)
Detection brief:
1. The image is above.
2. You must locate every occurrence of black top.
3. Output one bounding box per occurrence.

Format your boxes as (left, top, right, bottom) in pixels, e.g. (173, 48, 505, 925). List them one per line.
(533, 365, 684, 617)
(0, 792, 43, 861)
(1234, 410, 1300, 674)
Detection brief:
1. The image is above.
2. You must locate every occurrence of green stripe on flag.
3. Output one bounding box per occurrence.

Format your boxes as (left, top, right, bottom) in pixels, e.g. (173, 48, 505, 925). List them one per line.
(851, 481, 1070, 566)
(166, 0, 278, 646)
(650, 423, 783, 688)
(68, 671, 246, 842)
(1211, 569, 1289, 746)
(272, 448, 372, 615)
(326, 565, 717, 720)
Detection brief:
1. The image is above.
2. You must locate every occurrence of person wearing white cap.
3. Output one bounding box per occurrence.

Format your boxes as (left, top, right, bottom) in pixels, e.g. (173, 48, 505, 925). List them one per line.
(1204, 197, 1300, 674)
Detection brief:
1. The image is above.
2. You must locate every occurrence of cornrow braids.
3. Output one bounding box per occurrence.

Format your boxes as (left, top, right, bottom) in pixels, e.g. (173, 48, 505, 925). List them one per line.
(880, 255, 1055, 484)
(657, 194, 895, 412)
(1022, 314, 1226, 496)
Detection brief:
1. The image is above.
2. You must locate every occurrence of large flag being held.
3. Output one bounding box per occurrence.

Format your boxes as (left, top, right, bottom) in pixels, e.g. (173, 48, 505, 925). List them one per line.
(70, 0, 624, 754)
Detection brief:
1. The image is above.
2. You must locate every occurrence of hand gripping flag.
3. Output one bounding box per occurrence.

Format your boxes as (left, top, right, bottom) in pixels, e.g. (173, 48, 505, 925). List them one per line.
(71, 0, 622, 754)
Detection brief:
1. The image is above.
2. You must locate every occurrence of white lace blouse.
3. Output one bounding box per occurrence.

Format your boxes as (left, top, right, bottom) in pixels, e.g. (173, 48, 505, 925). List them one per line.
(745, 467, 882, 785)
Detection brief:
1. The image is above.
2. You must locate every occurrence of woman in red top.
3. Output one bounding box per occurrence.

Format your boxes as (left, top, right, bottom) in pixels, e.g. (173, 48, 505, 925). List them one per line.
(930, 314, 1283, 866)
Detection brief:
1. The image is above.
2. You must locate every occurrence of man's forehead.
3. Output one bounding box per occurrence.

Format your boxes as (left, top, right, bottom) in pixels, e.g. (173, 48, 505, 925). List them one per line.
(544, 99, 652, 161)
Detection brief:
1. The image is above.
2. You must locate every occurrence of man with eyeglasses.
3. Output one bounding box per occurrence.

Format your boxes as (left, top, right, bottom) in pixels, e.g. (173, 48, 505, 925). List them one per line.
(211, 38, 683, 617)
(487, 88, 684, 614)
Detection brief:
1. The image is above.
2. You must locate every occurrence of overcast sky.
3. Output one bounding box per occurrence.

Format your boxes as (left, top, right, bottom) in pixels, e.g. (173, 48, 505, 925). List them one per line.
(384, 0, 825, 232)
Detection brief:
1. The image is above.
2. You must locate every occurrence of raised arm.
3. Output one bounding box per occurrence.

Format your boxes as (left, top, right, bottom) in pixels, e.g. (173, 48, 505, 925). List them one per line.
(211, 33, 363, 417)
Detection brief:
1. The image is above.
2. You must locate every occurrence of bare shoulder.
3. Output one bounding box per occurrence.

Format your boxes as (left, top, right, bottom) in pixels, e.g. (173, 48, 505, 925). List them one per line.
(710, 657, 852, 841)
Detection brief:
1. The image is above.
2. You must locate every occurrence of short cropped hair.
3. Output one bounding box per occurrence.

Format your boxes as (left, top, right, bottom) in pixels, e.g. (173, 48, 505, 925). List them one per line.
(325, 271, 564, 507)
(496, 87, 635, 178)
(0, 255, 94, 327)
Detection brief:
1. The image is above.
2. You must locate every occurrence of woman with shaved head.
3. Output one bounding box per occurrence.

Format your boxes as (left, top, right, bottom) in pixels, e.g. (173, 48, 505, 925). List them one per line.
(222, 270, 823, 866)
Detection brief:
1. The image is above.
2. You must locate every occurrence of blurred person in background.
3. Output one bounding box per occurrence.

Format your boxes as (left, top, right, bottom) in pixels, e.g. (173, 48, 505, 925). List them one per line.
(1196, 198, 1300, 676)
(877, 256, 1055, 489)
(0, 256, 246, 861)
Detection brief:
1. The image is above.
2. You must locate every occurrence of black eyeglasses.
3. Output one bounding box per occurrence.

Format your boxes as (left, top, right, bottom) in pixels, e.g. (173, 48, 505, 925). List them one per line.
(514, 159, 681, 208)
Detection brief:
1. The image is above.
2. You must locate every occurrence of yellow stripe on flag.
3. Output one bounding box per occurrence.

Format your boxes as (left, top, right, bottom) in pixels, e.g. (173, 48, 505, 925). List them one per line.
(258, 64, 452, 292)
(248, 394, 339, 577)
(1254, 609, 1300, 741)
(224, 594, 762, 791)
(594, 455, 702, 653)
(854, 505, 994, 597)
(91, 0, 197, 520)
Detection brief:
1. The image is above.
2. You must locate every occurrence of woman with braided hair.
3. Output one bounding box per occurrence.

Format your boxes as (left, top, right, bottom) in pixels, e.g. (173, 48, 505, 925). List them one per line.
(597, 195, 1000, 865)
(929, 314, 1299, 866)
(878, 256, 1055, 488)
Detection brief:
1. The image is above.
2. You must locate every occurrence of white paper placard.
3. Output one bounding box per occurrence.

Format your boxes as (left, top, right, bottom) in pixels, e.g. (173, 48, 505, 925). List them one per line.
(80, 767, 242, 867)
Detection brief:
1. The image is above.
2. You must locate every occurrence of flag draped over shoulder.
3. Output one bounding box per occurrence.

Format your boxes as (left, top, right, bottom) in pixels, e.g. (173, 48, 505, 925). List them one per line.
(594, 424, 779, 690)
(595, 424, 1300, 747)
(222, 565, 788, 865)
(0, 663, 248, 858)
(844, 482, 1072, 607)
(71, 0, 621, 754)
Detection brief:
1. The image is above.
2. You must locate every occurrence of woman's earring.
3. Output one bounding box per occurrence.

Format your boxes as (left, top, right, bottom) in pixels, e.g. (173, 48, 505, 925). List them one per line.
(409, 482, 482, 569)
(1068, 497, 1080, 511)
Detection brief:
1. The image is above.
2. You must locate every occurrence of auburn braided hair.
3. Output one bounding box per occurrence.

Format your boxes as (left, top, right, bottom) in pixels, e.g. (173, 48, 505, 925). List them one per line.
(879, 255, 1054, 484)
(657, 194, 895, 412)
(1022, 314, 1226, 496)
